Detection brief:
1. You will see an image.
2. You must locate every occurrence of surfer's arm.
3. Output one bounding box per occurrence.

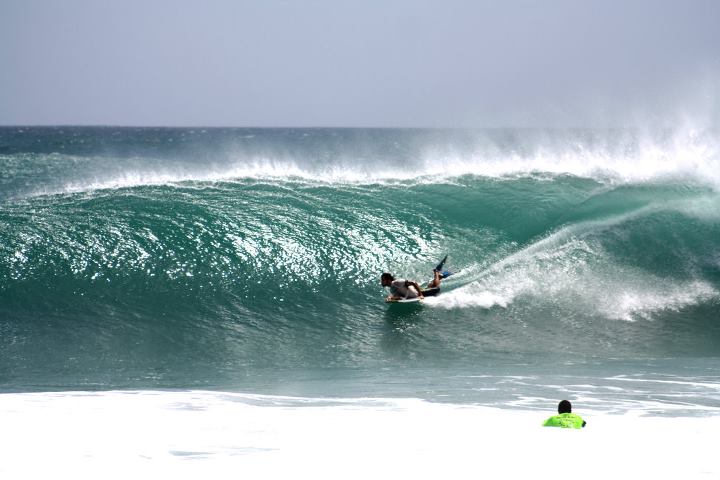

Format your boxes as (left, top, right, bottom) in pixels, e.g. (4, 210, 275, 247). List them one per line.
(386, 294, 401, 302)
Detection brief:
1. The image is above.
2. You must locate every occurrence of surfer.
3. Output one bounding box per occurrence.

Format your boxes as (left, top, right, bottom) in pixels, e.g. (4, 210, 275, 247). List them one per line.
(381, 256, 448, 302)
(542, 400, 587, 429)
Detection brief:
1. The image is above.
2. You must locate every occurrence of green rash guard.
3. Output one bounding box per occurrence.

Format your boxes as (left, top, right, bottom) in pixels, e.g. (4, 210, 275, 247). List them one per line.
(543, 413, 586, 429)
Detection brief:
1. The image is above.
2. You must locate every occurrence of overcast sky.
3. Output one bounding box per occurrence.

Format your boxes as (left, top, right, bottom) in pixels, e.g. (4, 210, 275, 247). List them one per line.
(1, 0, 719, 127)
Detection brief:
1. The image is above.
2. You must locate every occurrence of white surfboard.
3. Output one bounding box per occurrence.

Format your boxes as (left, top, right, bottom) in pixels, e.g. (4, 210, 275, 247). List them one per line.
(387, 296, 423, 304)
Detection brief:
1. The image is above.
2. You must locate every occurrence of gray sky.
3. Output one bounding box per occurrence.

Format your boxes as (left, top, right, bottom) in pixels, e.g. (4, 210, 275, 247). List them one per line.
(1, 0, 719, 127)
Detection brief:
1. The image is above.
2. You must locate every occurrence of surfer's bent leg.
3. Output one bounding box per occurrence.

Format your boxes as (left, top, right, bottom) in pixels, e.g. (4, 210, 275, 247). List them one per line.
(427, 270, 442, 288)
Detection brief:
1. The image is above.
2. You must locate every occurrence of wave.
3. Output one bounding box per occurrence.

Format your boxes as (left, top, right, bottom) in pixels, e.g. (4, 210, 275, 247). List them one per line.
(3, 178, 718, 332)
(1, 127, 720, 385)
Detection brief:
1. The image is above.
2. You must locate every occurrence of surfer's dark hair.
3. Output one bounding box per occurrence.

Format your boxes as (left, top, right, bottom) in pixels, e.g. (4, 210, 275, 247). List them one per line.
(558, 400, 572, 414)
(381, 273, 394, 282)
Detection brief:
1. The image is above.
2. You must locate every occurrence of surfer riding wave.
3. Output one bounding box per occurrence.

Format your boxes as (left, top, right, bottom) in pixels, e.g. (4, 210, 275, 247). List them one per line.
(381, 256, 451, 302)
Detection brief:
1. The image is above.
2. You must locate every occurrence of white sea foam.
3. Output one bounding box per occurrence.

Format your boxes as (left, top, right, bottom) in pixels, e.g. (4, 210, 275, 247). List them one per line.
(606, 281, 717, 321)
(0, 390, 718, 479)
(435, 259, 718, 322)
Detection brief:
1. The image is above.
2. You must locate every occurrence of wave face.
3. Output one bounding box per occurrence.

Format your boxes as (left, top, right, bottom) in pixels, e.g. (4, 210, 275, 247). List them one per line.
(1, 127, 720, 389)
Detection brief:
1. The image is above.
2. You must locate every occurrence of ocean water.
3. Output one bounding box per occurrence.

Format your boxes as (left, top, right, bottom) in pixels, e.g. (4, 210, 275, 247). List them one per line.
(1, 127, 719, 478)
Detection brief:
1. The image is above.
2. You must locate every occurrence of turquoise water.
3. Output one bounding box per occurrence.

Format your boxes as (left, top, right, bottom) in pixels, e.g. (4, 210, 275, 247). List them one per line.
(1, 127, 719, 408)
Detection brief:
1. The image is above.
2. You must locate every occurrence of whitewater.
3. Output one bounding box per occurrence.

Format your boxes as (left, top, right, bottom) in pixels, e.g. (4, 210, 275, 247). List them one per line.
(1, 127, 719, 478)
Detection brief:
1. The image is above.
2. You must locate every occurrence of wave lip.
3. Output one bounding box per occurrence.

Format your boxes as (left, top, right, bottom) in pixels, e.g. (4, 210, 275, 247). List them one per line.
(51, 136, 720, 195)
(2, 127, 719, 200)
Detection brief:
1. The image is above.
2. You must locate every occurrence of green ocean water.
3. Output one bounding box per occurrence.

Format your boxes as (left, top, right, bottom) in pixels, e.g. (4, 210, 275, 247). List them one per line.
(1, 127, 719, 401)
